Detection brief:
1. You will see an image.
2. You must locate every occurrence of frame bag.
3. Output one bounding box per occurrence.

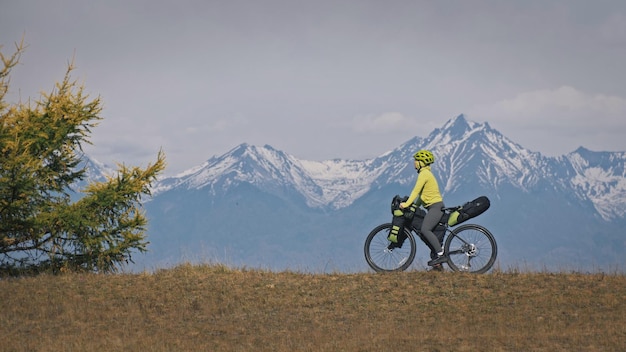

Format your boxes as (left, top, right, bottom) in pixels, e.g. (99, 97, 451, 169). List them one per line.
(447, 196, 490, 226)
(411, 207, 445, 254)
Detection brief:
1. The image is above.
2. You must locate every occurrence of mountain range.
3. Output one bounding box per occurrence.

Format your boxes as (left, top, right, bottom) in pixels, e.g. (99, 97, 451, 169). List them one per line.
(87, 114, 626, 273)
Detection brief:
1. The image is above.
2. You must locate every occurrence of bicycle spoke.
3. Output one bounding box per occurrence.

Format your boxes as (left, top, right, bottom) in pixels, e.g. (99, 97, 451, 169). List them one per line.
(445, 224, 497, 274)
(364, 223, 416, 272)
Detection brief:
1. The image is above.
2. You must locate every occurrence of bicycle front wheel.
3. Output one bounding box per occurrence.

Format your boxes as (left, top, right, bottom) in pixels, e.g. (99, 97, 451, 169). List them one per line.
(444, 224, 497, 274)
(364, 223, 416, 272)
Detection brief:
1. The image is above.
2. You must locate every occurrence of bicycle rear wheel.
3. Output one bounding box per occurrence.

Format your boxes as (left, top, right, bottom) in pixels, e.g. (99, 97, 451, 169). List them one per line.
(364, 223, 416, 272)
(444, 224, 497, 274)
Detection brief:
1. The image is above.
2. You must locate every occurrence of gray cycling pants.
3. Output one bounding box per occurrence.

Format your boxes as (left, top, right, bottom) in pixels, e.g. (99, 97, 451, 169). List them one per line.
(421, 202, 444, 253)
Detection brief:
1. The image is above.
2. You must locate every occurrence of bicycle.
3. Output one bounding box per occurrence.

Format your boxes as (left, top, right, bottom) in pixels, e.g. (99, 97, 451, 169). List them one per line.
(364, 204, 497, 274)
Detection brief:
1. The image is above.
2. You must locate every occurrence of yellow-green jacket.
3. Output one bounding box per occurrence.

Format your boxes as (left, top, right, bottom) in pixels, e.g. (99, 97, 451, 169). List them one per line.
(405, 166, 443, 207)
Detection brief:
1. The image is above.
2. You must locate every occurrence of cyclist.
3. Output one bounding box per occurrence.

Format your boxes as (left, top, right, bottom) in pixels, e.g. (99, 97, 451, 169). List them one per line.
(391, 149, 448, 268)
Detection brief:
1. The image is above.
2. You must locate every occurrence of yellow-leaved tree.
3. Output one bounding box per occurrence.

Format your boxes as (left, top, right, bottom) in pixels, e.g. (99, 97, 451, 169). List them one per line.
(0, 41, 166, 276)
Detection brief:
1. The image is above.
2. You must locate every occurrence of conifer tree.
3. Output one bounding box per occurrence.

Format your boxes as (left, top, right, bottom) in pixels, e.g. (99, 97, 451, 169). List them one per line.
(0, 41, 165, 275)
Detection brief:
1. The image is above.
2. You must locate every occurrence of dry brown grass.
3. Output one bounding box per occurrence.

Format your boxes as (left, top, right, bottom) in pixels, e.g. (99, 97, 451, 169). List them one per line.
(1, 264, 625, 351)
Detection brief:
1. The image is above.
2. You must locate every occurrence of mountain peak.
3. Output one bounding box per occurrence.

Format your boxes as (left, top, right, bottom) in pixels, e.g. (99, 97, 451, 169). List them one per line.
(442, 114, 470, 130)
(573, 146, 591, 155)
(224, 143, 284, 161)
(445, 114, 484, 133)
(426, 114, 482, 147)
(226, 143, 251, 158)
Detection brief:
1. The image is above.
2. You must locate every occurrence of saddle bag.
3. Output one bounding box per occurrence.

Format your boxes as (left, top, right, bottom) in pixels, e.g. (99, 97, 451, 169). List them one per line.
(447, 196, 490, 226)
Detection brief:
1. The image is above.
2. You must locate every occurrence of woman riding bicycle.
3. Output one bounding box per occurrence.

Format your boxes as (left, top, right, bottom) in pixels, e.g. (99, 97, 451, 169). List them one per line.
(366, 151, 497, 273)
(390, 149, 448, 268)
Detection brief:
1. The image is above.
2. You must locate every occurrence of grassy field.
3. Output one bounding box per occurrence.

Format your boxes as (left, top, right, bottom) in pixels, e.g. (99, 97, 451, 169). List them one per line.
(1, 264, 625, 352)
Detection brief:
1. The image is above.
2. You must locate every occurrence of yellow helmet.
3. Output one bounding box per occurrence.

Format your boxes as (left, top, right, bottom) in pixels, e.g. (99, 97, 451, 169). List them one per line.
(413, 150, 435, 165)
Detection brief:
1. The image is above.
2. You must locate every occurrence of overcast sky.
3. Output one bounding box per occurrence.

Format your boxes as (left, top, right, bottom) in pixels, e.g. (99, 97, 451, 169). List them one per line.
(2, 0, 625, 175)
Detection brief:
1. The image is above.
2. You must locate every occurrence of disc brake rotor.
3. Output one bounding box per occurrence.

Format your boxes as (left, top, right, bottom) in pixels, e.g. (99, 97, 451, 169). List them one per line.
(463, 243, 478, 257)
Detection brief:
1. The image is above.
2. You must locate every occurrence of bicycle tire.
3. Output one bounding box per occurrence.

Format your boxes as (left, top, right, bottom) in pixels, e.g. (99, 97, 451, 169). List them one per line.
(364, 223, 416, 272)
(444, 224, 497, 274)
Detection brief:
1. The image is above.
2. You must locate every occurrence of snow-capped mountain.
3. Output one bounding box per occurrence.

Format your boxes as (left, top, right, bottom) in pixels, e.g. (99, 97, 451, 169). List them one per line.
(107, 114, 626, 273)
(153, 144, 385, 209)
(152, 114, 626, 221)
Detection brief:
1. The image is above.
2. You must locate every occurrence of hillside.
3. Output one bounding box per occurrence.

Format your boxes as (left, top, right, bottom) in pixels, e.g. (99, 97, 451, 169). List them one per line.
(1, 265, 625, 351)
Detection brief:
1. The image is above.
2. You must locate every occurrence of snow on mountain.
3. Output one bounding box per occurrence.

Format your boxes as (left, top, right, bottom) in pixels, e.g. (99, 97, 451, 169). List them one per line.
(566, 148, 626, 220)
(146, 114, 626, 220)
(423, 115, 545, 193)
(298, 158, 383, 208)
(80, 155, 116, 182)
(152, 143, 385, 209)
(70, 155, 116, 196)
(152, 143, 323, 206)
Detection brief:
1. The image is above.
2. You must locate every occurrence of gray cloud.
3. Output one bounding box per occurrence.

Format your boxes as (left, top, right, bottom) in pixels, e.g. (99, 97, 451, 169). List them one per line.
(2, 0, 625, 175)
